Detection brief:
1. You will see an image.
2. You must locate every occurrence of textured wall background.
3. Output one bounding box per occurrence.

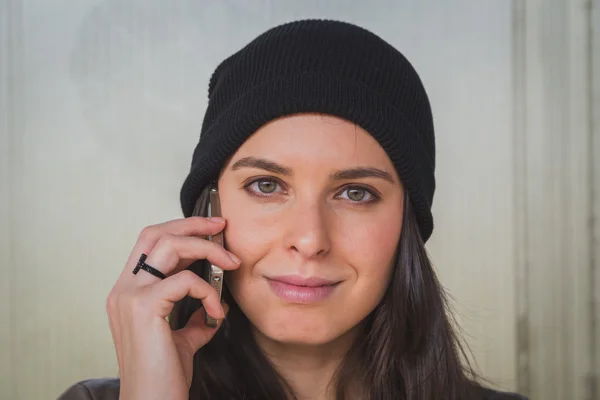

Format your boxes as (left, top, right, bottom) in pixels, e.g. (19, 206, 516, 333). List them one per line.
(0, 1, 597, 399)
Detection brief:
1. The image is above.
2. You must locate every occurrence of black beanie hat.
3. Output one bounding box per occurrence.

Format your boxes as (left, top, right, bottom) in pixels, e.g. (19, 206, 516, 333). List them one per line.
(180, 19, 436, 242)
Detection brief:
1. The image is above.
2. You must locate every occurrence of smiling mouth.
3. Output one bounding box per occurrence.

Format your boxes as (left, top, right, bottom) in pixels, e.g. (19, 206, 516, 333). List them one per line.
(266, 275, 340, 287)
(265, 276, 341, 304)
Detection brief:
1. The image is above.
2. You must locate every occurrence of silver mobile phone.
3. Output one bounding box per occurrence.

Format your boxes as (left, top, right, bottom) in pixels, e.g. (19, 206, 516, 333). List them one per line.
(205, 187, 224, 328)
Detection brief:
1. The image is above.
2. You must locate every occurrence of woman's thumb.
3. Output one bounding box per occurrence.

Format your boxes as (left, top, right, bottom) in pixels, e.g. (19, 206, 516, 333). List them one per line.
(177, 303, 229, 353)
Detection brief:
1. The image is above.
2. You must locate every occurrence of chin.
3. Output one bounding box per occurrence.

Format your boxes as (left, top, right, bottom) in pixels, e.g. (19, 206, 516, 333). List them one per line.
(229, 280, 375, 347)
(249, 307, 358, 346)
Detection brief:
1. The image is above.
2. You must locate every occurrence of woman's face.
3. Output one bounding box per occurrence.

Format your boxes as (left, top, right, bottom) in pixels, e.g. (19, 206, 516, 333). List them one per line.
(218, 113, 404, 346)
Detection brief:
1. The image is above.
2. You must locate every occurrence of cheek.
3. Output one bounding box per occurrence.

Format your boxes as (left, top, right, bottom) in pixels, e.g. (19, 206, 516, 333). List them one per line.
(339, 208, 402, 273)
(220, 202, 279, 300)
(335, 216, 401, 308)
(222, 204, 278, 267)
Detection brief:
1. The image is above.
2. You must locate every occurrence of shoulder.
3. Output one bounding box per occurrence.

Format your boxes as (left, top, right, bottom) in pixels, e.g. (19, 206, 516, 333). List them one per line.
(477, 386, 529, 400)
(57, 378, 120, 400)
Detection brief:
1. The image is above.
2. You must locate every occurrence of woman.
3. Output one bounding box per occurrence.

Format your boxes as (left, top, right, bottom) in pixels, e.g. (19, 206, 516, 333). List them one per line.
(60, 19, 527, 400)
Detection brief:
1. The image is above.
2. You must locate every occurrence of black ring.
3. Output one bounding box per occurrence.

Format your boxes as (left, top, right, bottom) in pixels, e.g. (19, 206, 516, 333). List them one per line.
(133, 253, 166, 280)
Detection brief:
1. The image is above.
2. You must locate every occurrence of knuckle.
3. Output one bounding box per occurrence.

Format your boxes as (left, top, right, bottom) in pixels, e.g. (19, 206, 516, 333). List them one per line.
(177, 270, 199, 284)
(139, 225, 158, 242)
(106, 288, 133, 317)
(156, 233, 177, 249)
(106, 290, 118, 314)
(177, 269, 194, 279)
(106, 287, 146, 316)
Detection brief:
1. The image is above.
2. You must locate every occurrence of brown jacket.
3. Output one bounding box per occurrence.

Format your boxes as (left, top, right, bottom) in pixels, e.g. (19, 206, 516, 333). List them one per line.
(58, 378, 529, 400)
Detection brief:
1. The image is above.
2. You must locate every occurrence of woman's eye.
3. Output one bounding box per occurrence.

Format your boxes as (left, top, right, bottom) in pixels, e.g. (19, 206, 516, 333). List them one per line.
(245, 179, 378, 204)
(247, 179, 280, 194)
(339, 187, 376, 203)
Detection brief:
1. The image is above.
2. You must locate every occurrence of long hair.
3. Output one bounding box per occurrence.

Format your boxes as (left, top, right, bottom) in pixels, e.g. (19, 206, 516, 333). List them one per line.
(169, 184, 484, 399)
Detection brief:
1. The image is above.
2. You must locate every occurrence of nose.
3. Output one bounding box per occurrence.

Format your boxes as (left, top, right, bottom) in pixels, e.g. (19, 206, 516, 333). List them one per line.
(282, 199, 331, 260)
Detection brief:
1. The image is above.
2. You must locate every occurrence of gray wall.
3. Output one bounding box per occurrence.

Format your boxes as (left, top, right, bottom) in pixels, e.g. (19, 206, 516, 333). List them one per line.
(0, 1, 597, 399)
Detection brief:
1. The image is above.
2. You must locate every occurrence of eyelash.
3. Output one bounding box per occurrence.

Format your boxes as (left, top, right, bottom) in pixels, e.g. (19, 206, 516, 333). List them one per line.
(242, 177, 381, 205)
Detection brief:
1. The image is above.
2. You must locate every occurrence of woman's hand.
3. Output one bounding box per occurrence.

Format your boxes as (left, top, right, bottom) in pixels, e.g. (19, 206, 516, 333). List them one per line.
(106, 217, 241, 400)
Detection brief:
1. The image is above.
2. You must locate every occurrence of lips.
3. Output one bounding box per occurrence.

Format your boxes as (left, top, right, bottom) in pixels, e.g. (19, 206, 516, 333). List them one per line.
(268, 275, 339, 287)
(266, 275, 341, 304)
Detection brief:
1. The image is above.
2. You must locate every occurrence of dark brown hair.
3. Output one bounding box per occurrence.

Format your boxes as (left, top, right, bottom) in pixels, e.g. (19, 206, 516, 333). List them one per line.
(169, 185, 486, 399)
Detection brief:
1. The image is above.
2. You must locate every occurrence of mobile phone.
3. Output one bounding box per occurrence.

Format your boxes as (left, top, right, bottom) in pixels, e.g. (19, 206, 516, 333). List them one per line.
(205, 186, 225, 328)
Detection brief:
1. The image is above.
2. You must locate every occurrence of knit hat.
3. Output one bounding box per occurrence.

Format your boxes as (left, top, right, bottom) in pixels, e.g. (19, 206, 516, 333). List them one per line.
(180, 19, 436, 242)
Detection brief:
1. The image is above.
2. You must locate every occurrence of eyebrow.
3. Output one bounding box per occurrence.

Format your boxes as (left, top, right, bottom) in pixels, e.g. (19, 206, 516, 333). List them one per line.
(330, 167, 395, 183)
(230, 156, 395, 184)
(231, 156, 293, 176)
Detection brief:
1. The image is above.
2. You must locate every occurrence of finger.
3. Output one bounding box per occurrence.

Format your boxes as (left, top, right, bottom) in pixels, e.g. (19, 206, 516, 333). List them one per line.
(174, 304, 228, 353)
(122, 217, 228, 277)
(149, 270, 226, 320)
(130, 234, 239, 285)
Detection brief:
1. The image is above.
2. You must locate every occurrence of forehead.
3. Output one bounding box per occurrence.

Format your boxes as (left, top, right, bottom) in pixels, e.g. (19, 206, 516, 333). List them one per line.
(231, 113, 393, 168)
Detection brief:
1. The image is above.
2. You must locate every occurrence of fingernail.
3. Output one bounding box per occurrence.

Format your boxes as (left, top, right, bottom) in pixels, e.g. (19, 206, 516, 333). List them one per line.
(208, 217, 225, 223)
(228, 252, 241, 264)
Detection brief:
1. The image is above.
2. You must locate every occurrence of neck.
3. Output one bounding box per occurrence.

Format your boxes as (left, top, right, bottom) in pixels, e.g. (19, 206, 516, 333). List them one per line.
(253, 325, 363, 400)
